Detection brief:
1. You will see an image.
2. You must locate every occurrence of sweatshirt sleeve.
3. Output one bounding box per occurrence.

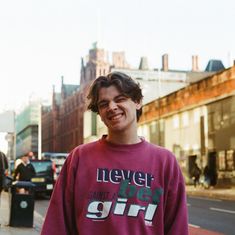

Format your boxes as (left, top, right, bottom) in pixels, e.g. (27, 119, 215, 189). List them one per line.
(41, 148, 79, 235)
(163, 153, 189, 235)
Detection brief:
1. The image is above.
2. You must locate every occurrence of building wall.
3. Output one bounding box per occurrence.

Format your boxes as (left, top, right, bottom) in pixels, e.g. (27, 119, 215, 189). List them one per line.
(15, 102, 40, 158)
(164, 107, 207, 159)
(42, 47, 102, 153)
(58, 91, 85, 152)
(42, 108, 54, 152)
(139, 66, 235, 184)
(207, 96, 235, 183)
(139, 67, 235, 123)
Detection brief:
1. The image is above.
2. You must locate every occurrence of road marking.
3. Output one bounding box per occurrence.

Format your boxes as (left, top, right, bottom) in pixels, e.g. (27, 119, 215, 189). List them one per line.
(210, 207, 235, 214)
(189, 223, 200, 228)
(189, 196, 222, 202)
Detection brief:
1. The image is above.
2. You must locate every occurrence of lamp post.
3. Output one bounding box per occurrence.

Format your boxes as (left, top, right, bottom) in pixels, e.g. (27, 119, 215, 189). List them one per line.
(157, 69, 162, 146)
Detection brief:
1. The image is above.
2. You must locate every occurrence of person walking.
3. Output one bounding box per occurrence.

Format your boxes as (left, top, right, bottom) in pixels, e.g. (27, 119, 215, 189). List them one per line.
(191, 163, 201, 188)
(28, 151, 36, 160)
(203, 165, 210, 189)
(0, 151, 8, 198)
(41, 72, 188, 235)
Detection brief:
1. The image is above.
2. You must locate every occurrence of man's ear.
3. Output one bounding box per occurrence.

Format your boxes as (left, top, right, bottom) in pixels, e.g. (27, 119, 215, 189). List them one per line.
(136, 100, 142, 110)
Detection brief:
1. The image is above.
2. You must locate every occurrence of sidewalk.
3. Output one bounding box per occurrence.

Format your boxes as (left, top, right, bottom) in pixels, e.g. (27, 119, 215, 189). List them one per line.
(0, 191, 43, 235)
(186, 185, 235, 201)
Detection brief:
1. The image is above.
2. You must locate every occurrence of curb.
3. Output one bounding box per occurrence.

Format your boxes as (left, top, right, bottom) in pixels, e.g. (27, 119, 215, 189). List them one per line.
(186, 188, 235, 201)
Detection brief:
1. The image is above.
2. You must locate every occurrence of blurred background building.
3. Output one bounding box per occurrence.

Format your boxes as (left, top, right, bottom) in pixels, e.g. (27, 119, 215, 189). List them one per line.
(18, 43, 234, 186)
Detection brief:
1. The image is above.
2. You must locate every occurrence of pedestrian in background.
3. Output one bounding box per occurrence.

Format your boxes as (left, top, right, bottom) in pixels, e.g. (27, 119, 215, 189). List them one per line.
(14, 154, 35, 193)
(209, 167, 218, 188)
(14, 157, 22, 169)
(28, 151, 36, 160)
(41, 72, 188, 235)
(0, 151, 8, 198)
(203, 165, 210, 189)
(191, 163, 201, 188)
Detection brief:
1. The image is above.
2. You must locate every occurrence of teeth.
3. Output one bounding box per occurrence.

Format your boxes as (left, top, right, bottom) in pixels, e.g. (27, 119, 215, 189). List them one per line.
(111, 114, 122, 120)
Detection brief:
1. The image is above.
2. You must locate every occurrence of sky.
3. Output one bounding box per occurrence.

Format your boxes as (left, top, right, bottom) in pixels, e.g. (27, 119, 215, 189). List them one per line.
(0, 0, 235, 151)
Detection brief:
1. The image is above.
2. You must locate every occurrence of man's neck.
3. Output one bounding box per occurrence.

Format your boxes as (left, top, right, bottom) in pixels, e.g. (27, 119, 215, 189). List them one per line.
(106, 131, 141, 145)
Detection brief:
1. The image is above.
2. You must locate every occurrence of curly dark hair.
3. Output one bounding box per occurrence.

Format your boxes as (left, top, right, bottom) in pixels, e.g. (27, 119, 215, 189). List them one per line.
(87, 72, 143, 121)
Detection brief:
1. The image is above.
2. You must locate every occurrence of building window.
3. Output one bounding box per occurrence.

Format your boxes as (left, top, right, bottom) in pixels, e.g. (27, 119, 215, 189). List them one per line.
(218, 150, 235, 171)
(173, 115, 179, 129)
(194, 108, 200, 123)
(149, 121, 158, 144)
(138, 124, 149, 141)
(182, 112, 189, 127)
(226, 150, 234, 171)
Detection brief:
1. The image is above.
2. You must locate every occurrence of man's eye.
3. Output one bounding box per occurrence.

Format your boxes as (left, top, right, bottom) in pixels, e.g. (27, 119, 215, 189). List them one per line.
(116, 97, 127, 102)
(98, 103, 108, 108)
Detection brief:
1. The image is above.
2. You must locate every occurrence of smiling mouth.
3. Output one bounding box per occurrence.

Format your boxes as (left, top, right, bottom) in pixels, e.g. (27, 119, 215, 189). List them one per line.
(109, 113, 123, 121)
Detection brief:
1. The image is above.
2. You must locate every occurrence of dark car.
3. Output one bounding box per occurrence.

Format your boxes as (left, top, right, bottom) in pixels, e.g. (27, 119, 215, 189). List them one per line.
(41, 152, 68, 177)
(30, 159, 56, 196)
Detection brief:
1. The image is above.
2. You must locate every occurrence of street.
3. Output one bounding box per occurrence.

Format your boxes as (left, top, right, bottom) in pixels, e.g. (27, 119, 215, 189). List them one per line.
(188, 196, 235, 235)
(33, 195, 235, 235)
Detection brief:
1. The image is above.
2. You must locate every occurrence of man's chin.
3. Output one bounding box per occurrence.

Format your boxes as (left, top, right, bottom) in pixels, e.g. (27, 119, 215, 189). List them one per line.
(108, 124, 125, 132)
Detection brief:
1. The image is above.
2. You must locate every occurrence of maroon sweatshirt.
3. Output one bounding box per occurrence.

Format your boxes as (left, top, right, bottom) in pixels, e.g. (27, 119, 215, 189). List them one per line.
(41, 136, 188, 235)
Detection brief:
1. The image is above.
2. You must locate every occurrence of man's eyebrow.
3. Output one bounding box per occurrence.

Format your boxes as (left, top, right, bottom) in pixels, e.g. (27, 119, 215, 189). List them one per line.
(97, 94, 127, 105)
(116, 94, 127, 98)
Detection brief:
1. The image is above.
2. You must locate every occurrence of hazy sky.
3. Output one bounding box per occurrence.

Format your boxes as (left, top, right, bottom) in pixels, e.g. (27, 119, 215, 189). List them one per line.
(1, 0, 235, 113)
(0, 0, 235, 152)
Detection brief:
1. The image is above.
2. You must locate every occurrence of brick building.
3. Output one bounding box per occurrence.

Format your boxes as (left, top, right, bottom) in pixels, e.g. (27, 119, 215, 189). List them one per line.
(42, 44, 231, 185)
(41, 43, 129, 153)
(138, 65, 235, 184)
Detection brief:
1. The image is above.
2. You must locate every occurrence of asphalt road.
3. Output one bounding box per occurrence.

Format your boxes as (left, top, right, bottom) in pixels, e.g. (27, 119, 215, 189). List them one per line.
(187, 196, 235, 235)
(34, 196, 235, 235)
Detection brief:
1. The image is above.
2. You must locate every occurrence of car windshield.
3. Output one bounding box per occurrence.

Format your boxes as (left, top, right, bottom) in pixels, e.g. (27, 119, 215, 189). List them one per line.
(31, 161, 52, 174)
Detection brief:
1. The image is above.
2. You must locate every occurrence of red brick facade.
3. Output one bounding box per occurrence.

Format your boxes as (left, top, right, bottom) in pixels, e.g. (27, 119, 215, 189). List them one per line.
(41, 46, 129, 153)
(139, 66, 235, 124)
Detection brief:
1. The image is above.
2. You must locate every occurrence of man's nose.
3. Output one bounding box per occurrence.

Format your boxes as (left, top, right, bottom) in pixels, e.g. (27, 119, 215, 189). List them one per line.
(108, 101, 118, 110)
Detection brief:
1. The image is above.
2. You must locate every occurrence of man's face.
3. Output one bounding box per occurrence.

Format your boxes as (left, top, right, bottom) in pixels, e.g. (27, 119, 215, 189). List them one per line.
(22, 156, 29, 164)
(97, 85, 142, 134)
(28, 152, 34, 158)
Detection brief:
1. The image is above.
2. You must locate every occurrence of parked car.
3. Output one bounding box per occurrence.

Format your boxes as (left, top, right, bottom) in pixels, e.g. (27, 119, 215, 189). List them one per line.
(41, 152, 68, 177)
(30, 159, 56, 196)
(8, 158, 56, 196)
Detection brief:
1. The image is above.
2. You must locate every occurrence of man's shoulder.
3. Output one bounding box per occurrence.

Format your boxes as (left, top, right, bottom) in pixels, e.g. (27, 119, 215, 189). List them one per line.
(16, 162, 24, 169)
(144, 141, 178, 164)
(75, 139, 100, 151)
(68, 140, 101, 158)
(0, 151, 6, 158)
(146, 141, 174, 155)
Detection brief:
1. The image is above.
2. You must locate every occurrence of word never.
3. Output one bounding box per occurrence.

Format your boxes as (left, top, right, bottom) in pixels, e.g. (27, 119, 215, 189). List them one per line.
(97, 168, 154, 188)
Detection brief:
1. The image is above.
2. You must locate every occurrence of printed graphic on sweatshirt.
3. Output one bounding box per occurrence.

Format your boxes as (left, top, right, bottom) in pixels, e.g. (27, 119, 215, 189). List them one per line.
(86, 168, 163, 225)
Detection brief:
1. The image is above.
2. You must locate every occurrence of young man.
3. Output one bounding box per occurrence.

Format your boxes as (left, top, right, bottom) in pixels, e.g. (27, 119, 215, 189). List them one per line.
(41, 72, 188, 235)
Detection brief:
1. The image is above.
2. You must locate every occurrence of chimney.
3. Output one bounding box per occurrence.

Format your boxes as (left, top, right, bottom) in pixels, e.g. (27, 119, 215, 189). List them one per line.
(192, 55, 199, 71)
(162, 54, 168, 71)
(139, 57, 149, 70)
